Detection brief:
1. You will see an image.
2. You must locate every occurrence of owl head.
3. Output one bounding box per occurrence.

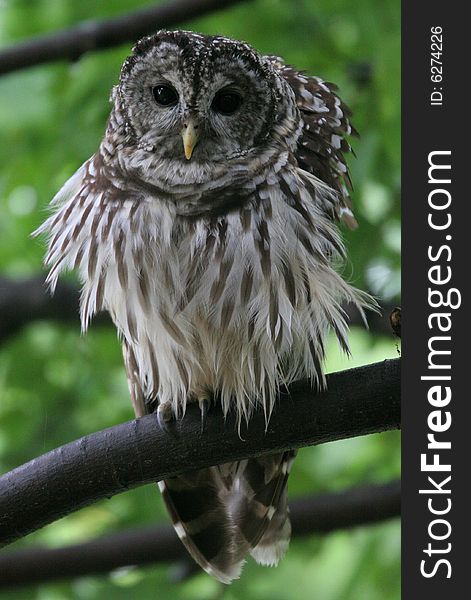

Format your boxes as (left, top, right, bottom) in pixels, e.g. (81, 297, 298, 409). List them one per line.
(111, 30, 299, 172)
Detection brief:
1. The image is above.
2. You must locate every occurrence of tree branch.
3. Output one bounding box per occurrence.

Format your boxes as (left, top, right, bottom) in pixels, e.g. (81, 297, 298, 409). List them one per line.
(0, 358, 400, 546)
(0, 0, 249, 76)
(0, 479, 399, 588)
(0, 276, 80, 341)
(0, 276, 397, 343)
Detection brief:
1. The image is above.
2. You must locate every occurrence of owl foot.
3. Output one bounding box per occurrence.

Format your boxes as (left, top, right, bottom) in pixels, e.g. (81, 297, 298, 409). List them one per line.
(157, 401, 175, 434)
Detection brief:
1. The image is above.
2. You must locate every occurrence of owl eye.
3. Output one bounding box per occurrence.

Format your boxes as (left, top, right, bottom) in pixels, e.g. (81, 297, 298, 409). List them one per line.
(211, 91, 242, 115)
(152, 85, 178, 107)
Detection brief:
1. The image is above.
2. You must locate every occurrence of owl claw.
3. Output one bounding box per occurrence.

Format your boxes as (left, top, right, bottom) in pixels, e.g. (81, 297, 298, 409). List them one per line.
(198, 394, 212, 433)
(157, 401, 175, 435)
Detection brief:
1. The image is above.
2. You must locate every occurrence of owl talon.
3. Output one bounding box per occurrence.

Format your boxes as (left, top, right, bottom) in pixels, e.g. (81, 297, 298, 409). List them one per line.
(157, 401, 175, 434)
(198, 394, 212, 433)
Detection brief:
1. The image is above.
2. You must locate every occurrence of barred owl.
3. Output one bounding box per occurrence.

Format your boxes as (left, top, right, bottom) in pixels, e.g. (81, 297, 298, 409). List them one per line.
(36, 30, 370, 583)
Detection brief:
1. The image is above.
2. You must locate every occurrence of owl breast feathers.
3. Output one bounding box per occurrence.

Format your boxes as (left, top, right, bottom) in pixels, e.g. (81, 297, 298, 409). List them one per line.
(36, 30, 371, 583)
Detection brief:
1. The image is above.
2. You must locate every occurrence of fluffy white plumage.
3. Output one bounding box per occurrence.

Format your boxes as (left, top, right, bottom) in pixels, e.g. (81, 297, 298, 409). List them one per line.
(37, 155, 364, 424)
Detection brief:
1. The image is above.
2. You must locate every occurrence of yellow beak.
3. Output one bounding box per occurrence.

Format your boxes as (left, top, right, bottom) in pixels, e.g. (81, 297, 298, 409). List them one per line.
(181, 121, 199, 160)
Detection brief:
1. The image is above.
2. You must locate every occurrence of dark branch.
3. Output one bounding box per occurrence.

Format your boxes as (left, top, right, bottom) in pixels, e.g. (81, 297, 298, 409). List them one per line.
(0, 358, 400, 546)
(0, 276, 109, 341)
(0, 0, 248, 76)
(0, 276, 82, 340)
(0, 276, 397, 343)
(0, 479, 400, 588)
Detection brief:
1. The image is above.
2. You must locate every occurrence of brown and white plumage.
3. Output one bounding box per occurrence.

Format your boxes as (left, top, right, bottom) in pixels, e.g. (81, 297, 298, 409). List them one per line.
(35, 30, 371, 583)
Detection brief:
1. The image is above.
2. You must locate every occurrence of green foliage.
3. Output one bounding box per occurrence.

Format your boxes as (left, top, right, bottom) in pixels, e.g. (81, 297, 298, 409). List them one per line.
(0, 0, 400, 598)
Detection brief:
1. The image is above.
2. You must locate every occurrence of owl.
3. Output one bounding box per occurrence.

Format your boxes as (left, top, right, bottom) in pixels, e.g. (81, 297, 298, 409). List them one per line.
(35, 30, 370, 583)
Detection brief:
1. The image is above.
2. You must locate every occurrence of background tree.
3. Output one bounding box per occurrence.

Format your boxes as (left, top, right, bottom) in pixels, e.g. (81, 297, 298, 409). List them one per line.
(0, 0, 400, 599)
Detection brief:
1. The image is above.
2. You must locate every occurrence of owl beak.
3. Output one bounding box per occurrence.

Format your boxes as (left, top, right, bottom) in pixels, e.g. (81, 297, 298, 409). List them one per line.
(181, 120, 199, 160)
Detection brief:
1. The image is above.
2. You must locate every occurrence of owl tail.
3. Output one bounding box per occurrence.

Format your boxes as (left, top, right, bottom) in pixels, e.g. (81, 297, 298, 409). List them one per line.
(238, 451, 297, 567)
(158, 468, 243, 583)
(158, 450, 296, 583)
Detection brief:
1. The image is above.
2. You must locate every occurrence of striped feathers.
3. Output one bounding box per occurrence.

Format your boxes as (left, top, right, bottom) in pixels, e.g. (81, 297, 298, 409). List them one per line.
(158, 451, 297, 583)
(35, 155, 370, 426)
(267, 57, 359, 228)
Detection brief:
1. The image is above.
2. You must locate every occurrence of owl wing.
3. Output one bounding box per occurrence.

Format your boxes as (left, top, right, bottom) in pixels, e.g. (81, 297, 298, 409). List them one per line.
(269, 57, 358, 229)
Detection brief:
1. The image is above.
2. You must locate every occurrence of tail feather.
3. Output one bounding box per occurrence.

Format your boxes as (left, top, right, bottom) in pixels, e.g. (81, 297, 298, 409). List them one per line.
(158, 451, 296, 582)
(235, 451, 297, 565)
(158, 469, 245, 584)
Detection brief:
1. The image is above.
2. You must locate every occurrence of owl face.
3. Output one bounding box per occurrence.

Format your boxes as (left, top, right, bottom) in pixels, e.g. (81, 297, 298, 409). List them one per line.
(117, 31, 281, 165)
